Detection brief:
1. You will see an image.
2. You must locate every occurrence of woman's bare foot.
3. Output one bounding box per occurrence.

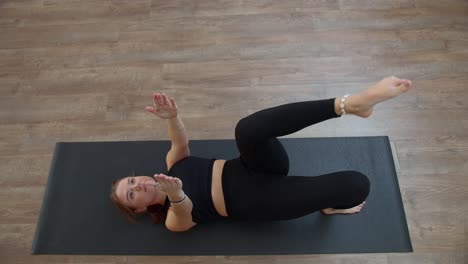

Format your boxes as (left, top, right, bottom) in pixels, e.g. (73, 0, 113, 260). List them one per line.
(321, 201, 366, 215)
(342, 76, 413, 118)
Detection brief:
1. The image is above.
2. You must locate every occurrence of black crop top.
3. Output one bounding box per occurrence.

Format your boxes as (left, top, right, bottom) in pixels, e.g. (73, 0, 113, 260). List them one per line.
(164, 156, 226, 224)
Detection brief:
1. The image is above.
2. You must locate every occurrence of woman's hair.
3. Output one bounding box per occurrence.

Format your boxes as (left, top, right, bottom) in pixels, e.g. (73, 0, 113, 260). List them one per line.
(110, 171, 168, 224)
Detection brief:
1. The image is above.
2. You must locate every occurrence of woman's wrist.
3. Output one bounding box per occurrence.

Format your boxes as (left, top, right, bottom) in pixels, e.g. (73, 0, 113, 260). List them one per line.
(167, 115, 189, 146)
(168, 190, 185, 202)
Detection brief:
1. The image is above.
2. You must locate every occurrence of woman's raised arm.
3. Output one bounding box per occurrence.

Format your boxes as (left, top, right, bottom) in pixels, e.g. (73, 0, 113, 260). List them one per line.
(146, 92, 190, 169)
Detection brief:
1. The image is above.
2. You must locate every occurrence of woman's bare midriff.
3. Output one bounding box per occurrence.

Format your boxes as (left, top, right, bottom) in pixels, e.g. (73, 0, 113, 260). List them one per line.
(212, 159, 228, 217)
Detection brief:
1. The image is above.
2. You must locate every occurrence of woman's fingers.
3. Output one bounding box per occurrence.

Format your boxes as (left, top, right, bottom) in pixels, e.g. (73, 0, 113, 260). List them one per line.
(154, 174, 166, 181)
(156, 94, 163, 105)
(154, 175, 167, 187)
(155, 93, 168, 106)
(153, 93, 159, 105)
(151, 92, 177, 111)
(162, 93, 169, 105)
(154, 174, 181, 186)
(154, 174, 175, 182)
(145, 106, 155, 113)
(169, 97, 177, 109)
(153, 93, 162, 106)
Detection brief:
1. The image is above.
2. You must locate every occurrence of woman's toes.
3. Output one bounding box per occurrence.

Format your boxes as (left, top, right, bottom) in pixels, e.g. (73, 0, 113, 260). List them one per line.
(397, 80, 412, 92)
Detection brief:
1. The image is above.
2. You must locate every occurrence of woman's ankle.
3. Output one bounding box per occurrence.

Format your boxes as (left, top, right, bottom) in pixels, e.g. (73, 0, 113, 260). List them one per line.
(334, 97, 343, 116)
(335, 94, 370, 117)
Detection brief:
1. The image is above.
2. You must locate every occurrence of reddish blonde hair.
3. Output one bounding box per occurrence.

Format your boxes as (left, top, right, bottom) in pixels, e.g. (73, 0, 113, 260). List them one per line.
(110, 173, 167, 224)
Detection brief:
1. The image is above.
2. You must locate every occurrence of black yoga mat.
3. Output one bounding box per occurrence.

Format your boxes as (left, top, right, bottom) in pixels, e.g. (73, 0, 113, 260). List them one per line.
(32, 136, 413, 255)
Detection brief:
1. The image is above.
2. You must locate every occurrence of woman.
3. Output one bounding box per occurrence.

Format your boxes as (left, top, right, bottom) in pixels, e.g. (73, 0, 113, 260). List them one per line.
(111, 76, 413, 232)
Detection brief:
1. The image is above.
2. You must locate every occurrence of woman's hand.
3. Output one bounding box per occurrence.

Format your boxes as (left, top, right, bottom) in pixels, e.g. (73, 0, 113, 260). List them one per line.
(153, 173, 183, 194)
(145, 92, 178, 119)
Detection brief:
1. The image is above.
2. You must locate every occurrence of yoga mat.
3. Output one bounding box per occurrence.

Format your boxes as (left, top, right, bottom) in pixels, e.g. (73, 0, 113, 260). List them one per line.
(32, 136, 413, 255)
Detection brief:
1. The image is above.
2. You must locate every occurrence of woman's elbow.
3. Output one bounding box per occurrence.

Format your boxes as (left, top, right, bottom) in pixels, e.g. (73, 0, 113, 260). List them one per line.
(167, 225, 193, 232)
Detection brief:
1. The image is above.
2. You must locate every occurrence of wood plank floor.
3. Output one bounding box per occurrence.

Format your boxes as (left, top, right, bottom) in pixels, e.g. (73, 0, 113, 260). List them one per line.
(1, 0, 467, 263)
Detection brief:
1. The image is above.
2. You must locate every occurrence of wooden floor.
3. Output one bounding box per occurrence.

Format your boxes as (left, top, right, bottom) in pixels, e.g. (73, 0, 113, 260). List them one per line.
(1, 0, 467, 263)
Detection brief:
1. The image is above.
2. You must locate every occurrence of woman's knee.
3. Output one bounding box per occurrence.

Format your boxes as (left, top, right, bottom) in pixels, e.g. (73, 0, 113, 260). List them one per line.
(344, 170, 371, 198)
(235, 117, 249, 139)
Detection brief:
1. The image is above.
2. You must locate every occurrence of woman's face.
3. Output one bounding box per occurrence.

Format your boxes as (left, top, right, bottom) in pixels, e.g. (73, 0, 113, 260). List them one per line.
(115, 176, 160, 212)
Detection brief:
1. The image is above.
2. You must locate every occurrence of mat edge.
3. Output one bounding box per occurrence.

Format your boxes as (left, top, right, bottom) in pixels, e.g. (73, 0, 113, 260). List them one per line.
(31, 143, 63, 254)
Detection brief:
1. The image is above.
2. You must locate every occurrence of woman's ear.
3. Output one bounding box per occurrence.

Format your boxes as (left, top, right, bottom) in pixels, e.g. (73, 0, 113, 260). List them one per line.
(134, 207, 147, 214)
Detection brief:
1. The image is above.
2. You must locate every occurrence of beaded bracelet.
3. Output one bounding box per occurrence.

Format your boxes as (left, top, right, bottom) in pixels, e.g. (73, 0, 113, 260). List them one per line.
(169, 195, 186, 205)
(340, 94, 350, 115)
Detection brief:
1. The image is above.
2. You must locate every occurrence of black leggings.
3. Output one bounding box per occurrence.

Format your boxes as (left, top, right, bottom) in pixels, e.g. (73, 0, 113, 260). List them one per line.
(221, 98, 371, 221)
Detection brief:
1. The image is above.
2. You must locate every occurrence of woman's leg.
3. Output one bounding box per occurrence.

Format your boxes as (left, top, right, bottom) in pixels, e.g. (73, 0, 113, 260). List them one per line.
(232, 170, 371, 221)
(235, 97, 340, 175)
(234, 76, 415, 176)
(226, 76, 414, 219)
